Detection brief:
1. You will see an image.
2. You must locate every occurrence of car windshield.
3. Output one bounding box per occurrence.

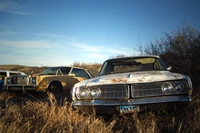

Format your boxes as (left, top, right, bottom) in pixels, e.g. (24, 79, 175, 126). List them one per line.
(40, 67, 71, 75)
(98, 57, 167, 76)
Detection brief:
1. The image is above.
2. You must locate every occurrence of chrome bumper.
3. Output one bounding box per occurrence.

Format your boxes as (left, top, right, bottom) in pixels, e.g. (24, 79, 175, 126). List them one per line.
(3, 84, 35, 92)
(72, 95, 192, 106)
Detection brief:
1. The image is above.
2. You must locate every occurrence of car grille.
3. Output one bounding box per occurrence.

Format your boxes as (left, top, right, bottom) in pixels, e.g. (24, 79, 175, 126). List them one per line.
(131, 81, 189, 98)
(131, 82, 163, 97)
(11, 76, 28, 84)
(93, 84, 129, 99)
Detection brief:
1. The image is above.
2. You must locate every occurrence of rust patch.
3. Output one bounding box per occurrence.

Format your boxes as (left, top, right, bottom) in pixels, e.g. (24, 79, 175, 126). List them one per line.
(137, 76, 146, 82)
(111, 78, 127, 83)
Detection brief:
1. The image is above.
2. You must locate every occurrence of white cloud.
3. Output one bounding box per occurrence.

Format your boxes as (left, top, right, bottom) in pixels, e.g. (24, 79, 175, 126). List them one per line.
(0, 0, 34, 15)
(106, 49, 127, 54)
(0, 1, 21, 11)
(67, 41, 140, 64)
(0, 53, 72, 66)
(87, 53, 106, 59)
(71, 42, 136, 56)
(0, 40, 54, 49)
(0, 31, 139, 66)
(0, 38, 138, 66)
(4, 11, 35, 15)
(32, 32, 69, 39)
(73, 43, 101, 52)
(0, 31, 10, 36)
(0, 39, 73, 66)
(0, 30, 22, 36)
(0, 24, 8, 29)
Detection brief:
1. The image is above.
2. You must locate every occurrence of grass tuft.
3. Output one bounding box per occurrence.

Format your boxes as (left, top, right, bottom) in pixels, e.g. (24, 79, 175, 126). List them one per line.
(0, 90, 200, 133)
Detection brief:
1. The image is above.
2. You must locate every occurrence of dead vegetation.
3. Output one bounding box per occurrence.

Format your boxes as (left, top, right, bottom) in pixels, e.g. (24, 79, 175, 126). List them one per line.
(0, 91, 199, 133)
(0, 92, 115, 133)
(0, 63, 101, 76)
(0, 63, 200, 133)
(71, 62, 102, 76)
(0, 65, 48, 75)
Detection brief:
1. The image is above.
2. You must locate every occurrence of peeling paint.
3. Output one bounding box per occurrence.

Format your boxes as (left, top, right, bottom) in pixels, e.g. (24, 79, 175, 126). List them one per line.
(85, 71, 187, 86)
(71, 56, 193, 114)
(98, 78, 127, 83)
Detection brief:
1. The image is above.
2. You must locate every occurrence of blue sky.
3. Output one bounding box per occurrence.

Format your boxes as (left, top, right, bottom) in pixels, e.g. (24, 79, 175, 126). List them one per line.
(0, 0, 200, 66)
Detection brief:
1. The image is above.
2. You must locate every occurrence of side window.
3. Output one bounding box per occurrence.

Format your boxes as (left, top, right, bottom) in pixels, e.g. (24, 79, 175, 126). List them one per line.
(60, 67, 71, 75)
(0, 72, 7, 80)
(87, 70, 95, 78)
(71, 68, 90, 78)
(10, 73, 20, 76)
(154, 62, 160, 70)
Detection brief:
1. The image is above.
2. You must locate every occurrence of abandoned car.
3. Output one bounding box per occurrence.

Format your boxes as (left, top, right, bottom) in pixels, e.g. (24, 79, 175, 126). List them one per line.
(71, 55, 193, 114)
(3, 66, 95, 101)
(0, 70, 26, 92)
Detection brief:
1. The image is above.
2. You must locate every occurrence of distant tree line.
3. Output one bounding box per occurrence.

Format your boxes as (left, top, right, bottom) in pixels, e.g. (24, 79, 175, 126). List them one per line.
(140, 22, 200, 86)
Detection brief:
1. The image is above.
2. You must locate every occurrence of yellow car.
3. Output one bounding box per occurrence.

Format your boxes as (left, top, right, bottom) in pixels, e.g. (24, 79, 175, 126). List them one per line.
(3, 66, 95, 102)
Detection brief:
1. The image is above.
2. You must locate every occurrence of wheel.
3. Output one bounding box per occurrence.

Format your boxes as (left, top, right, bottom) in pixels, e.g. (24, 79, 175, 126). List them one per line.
(47, 82, 64, 105)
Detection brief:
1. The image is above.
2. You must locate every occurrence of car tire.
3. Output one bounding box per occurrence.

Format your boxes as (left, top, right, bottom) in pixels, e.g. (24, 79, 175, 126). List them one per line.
(47, 82, 64, 105)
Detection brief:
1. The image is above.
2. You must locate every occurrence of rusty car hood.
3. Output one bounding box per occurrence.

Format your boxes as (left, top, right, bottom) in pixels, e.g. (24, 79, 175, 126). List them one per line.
(75, 71, 188, 87)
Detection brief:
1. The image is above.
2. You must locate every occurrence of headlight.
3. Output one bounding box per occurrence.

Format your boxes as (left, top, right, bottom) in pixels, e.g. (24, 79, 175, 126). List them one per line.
(30, 77, 36, 84)
(91, 88, 101, 98)
(80, 88, 91, 98)
(76, 87, 102, 99)
(174, 81, 184, 93)
(162, 82, 173, 94)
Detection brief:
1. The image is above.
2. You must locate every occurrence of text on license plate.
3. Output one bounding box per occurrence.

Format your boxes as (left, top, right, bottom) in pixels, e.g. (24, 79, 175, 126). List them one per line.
(120, 105, 140, 113)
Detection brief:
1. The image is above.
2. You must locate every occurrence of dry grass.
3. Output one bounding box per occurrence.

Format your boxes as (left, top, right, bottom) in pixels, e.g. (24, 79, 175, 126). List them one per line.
(1, 64, 200, 133)
(0, 92, 115, 133)
(71, 62, 102, 76)
(0, 63, 101, 76)
(0, 65, 48, 75)
(0, 91, 200, 133)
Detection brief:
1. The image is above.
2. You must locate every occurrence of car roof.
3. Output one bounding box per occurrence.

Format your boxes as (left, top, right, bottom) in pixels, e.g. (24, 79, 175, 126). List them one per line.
(105, 55, 159, 62)
(0, 70, 25, 73)
(48, 66, 86, 70)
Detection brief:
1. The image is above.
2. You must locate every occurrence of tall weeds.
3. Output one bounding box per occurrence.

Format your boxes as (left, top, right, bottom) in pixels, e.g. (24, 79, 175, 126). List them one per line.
(0, 92, 114, 133)
(0, 91, 200, 133)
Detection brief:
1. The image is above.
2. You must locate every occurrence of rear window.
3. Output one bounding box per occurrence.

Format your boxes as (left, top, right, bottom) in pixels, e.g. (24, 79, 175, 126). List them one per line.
(10, 73, 21, 76)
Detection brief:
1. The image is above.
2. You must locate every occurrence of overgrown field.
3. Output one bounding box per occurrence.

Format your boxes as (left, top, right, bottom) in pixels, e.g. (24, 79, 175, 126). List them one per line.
(0, 63, 101, 76)
(0, 65, 48, 75)
(0, 90, 199, 133)
(0, 64, 200, 133)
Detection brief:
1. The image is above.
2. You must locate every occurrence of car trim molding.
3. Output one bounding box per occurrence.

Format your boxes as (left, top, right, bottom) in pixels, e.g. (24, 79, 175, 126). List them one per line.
(72, 95, 191, 106)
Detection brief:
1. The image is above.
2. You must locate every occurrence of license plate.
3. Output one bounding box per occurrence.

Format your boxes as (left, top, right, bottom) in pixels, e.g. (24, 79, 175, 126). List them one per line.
(120, 105, 140, 113)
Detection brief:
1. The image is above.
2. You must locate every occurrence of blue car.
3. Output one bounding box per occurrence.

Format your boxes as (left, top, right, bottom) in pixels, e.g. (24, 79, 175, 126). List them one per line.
(0, 80, 3, 91)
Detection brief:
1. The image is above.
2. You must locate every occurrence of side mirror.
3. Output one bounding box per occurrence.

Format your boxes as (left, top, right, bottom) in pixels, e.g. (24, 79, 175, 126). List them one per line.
(167, 66, 172, 71)
(69, 74, 75, 77)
